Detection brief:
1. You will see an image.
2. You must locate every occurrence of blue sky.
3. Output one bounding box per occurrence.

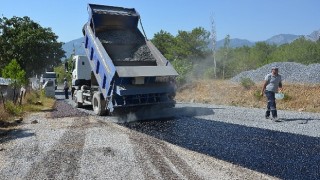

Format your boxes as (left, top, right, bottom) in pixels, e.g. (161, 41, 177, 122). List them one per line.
(1, 0, 320, 43)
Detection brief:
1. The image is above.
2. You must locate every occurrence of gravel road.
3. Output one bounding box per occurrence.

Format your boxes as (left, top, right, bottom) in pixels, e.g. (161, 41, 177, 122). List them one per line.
(1, 94, 319, 179)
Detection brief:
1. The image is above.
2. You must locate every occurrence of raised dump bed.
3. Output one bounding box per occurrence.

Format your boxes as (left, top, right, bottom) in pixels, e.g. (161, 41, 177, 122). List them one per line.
(72, 4, 178, 115)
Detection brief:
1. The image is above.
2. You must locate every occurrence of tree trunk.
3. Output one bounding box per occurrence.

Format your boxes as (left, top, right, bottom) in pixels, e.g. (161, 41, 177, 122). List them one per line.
(1, 91, 5, 108)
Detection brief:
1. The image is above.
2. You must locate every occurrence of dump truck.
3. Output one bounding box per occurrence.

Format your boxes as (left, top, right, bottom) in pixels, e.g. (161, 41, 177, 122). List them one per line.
(71, 4, 178, 115)
(40, 72, 57, 90)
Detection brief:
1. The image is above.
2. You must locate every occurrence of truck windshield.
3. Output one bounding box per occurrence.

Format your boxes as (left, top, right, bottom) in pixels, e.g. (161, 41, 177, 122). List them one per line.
(43, 73, 57, 78)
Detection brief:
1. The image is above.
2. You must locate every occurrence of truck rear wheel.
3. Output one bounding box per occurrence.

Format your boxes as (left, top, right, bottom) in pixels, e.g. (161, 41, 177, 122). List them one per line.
(92, 92, 106, 116)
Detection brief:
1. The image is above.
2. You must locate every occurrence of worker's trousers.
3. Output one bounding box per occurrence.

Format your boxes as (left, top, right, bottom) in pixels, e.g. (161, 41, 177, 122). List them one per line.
(265, 90, 277, 118)
(64, 88, 69, 99)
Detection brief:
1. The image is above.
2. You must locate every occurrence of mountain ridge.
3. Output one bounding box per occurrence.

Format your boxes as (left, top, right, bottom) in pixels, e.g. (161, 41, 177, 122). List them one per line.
(62, 29, 320, 59)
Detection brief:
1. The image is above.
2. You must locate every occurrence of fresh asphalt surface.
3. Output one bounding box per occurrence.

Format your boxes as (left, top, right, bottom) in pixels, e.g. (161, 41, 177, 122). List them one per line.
(121, 117, 319, 179)
(56, 89, 320, 179)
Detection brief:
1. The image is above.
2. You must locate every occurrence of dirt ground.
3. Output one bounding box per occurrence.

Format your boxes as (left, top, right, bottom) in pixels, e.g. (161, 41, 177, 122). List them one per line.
(176, 80, 320, 113)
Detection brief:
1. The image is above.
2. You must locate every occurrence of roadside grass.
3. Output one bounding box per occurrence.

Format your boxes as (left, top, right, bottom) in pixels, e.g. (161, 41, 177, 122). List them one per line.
(0, 106, 10, 122)
(23, 90, 55, 112)
(176, 80, 320, 113)
(0, 90, 55, 127)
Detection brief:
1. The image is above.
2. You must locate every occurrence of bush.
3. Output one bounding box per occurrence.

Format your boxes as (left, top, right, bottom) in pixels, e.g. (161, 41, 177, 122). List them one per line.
(0, 105, 10, 121)
(282, 92, 292, 101)
(4, 101, 23, 116)
(203, 67, 216, 79)
(240, 77, 255, 89)
(26, 91, 40, 104)
(253, 90, 263, 101)
(171, 58, 192, 85)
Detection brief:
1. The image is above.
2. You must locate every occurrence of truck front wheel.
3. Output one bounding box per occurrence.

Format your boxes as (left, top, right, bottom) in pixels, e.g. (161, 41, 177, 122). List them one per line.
(73, 90, 83, 108)
(92, 92, 107, 116)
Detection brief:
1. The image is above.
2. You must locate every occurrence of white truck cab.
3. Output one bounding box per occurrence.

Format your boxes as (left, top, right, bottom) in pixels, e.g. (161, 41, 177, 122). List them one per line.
(40, 72, 57, 90)
(72, 55, 91, 88)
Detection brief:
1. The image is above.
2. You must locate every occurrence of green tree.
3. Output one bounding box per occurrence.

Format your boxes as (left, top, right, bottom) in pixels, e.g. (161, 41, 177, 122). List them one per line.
(0, 16, 65, 77)
(151, 30, 176, 60)
(2, 59, 26, 103)
(269, 37, 320, 64)
(152, 27, 211, 85)
(171, 58, 192, 85)
(231, 46, 253, 71)
(251, 41, 276, 65)
(54, 56, 73, 84)
(221, 34, 230, 79)
(175, 27, 211, 61)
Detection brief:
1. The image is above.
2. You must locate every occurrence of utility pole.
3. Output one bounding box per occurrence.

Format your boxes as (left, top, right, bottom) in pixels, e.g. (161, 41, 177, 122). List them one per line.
(210, 15, 217, 78)
(223, 34, 230, 79)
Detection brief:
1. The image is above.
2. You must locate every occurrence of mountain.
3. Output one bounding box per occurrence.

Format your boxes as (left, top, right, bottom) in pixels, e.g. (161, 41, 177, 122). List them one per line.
(62, 29, 320, 59)
(215, 38, 255, 49)
(62, 37, 85, 59)
(265, 30, 320, 45)
(265, 34, 301, 45)
(305, 29, 320, 41)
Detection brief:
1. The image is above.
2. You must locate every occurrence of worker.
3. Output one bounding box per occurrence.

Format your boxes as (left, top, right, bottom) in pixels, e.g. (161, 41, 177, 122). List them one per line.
(260, 67, 283, 121)
(63, 78, 69, 99)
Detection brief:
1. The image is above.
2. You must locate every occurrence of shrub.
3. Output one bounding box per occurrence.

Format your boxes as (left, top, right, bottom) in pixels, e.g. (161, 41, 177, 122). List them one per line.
(203, 67, 216, 79)
(240, 77, 255, 89)
(26, 91, 40, 104)
(253, 90, 263, 101)
(4, 101, 23, 116)
(0, 105, 10, 121)
(171, 58, 193, 85)
(282, 92, 292, 101)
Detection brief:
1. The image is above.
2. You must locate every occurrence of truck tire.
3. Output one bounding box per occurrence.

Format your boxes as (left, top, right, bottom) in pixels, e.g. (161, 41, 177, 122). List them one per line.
(92, 92, 107, 116)
(73, 95, 83, 108)
(73, 90, 83, 108)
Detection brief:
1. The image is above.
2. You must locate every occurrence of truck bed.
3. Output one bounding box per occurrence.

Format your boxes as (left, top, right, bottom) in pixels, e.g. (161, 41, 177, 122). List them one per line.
(81, 4, 178, 114)
(97, 29, 157, 66)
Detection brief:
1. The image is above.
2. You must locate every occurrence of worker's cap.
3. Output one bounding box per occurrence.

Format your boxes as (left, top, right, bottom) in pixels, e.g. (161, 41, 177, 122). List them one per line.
(64, 78, 67, 80)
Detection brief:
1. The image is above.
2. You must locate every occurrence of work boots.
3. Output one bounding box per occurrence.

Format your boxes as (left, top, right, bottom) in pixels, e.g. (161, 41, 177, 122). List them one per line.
(271, 110, 280, 122)
(265, 110, 271, 119)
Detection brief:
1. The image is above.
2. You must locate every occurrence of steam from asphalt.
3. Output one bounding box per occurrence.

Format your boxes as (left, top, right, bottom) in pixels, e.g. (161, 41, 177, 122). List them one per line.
(117, 112, 138, 123)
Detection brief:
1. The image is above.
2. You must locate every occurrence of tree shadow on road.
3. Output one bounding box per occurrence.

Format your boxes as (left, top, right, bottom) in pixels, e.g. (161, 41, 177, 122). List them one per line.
(0, 128, 35, 144)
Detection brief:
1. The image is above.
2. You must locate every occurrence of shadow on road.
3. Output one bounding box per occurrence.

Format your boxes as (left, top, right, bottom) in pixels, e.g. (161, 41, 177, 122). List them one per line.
(0, 128, 35, 144)
(121, 114, 320, 179)
(281, 118, 320, 124)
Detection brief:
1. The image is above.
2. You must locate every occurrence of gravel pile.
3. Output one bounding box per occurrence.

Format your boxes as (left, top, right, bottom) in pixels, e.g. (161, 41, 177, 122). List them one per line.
(230, 62, 320, 84)
(50, 100, 89, 118)
(98, 29, 144, 45)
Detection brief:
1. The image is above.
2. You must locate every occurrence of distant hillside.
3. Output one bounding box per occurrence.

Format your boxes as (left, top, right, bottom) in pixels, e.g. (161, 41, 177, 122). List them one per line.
(265, 34, 301, 45)
(305, 29, 320, 41)
(62, 37, 85, 59)
(215, 38, 255, 49)
(62, 29, 320, 59)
